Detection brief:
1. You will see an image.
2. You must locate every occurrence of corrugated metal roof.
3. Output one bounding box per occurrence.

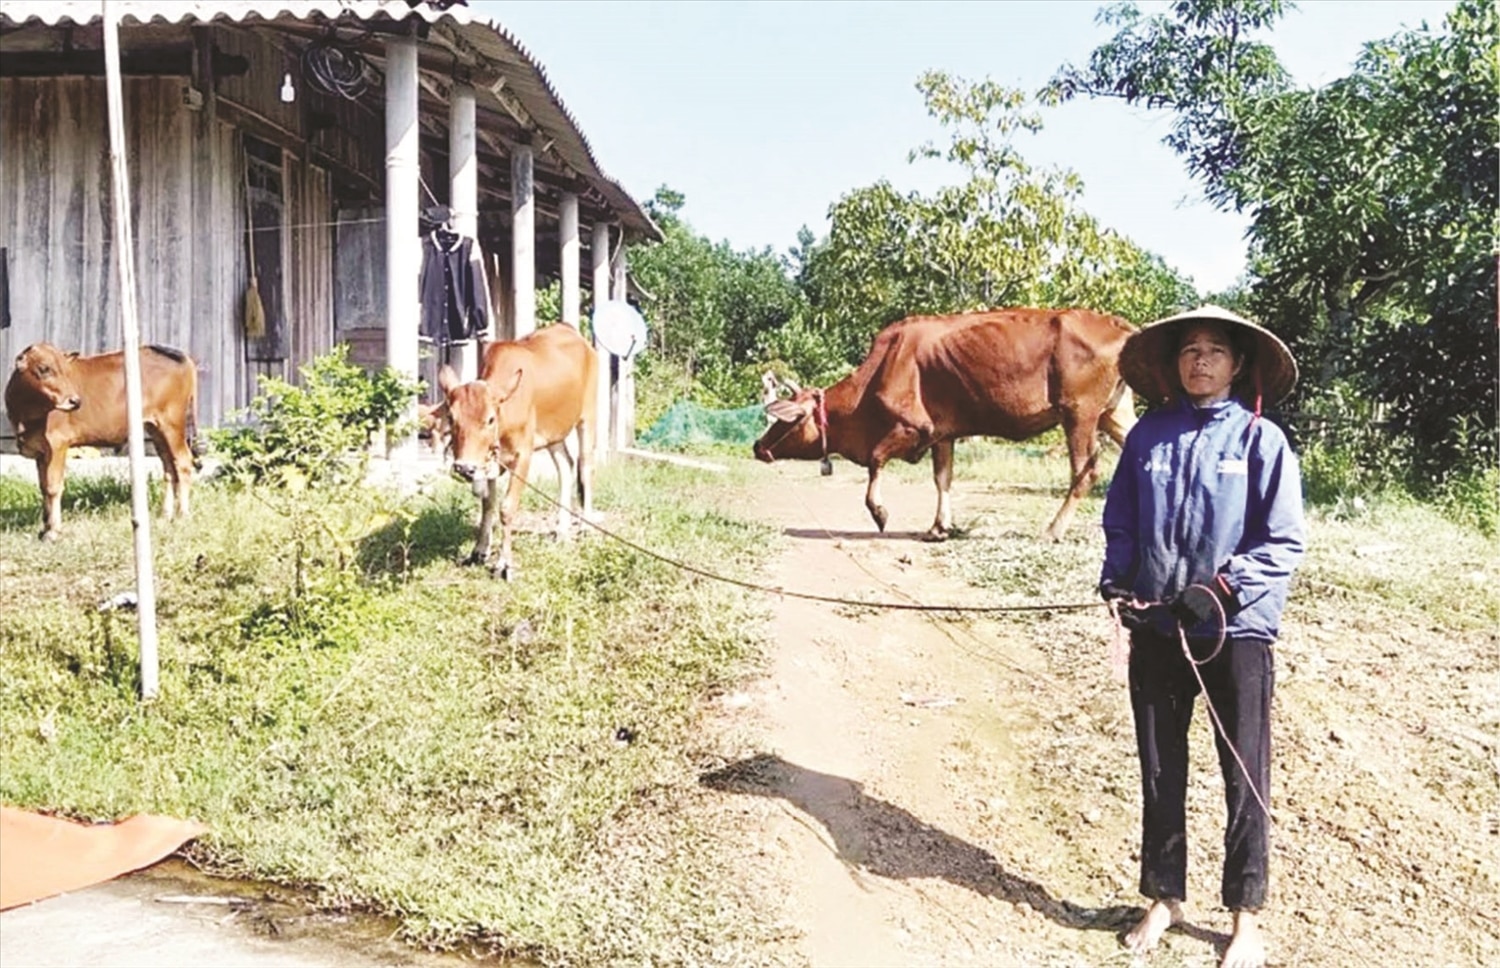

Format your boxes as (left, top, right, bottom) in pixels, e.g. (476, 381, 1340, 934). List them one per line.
(0, 0, 662, 241)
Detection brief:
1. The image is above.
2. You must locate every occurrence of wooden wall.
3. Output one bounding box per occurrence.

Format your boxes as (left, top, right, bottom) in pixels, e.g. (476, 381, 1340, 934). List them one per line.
(0, 60, 348, 439)
(0, 75, 248, 429)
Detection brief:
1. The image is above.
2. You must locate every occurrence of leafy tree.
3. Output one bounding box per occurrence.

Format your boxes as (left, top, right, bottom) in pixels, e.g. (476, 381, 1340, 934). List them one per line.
(627, 187, 807, 411)
(1052, 0, 1498, 490)
(797, 71, 1197, 372)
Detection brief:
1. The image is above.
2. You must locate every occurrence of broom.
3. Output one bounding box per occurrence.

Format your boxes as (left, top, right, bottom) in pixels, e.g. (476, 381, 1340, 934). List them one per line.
(243, 160, 266, 339)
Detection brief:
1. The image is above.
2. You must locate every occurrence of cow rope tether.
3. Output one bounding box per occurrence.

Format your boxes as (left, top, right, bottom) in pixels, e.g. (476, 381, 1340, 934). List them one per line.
(518, 475, 1103, 614)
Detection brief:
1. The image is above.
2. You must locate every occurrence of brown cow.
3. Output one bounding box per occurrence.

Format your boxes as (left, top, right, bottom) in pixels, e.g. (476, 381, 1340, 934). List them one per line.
(4, 341, 198, 541)
(438, 324, 599, 580)
(753, 308, 1137, 541)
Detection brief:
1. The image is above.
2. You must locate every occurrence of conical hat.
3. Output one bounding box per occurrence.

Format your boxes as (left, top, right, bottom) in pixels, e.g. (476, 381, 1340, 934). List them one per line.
(1119, 304, 1298, 407)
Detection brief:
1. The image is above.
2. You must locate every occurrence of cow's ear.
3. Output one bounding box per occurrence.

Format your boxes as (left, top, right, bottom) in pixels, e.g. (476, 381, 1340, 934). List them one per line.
(765, 398, 810, 424)
(497, 367, 523, 402)
(437, 364, 460, 398)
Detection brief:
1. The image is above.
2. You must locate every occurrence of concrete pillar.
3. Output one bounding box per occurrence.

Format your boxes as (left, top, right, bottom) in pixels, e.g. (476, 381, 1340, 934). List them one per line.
(385, 36, 420, 456)
(591, 220, 612, 463)
(560, 192, 580, 327)
(448, 83, 480, 382)
(612, 251, 634, 450)
(511, 145, 535, 338)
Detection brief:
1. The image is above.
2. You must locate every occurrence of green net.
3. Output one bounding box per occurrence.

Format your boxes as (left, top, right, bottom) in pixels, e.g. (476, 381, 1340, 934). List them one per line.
(638, 400, 769, 450)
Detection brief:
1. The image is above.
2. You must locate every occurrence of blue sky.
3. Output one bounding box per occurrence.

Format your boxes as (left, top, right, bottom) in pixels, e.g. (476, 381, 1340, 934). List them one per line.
(476, 0, 1456, 298)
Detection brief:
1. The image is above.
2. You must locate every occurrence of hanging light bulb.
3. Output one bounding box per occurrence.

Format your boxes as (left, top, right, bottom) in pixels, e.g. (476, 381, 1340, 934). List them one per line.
(280, 72, 295, 104)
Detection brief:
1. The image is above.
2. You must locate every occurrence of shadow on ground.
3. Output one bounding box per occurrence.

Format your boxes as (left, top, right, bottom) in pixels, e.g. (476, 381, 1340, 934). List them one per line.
(701, 753, 1229, 952)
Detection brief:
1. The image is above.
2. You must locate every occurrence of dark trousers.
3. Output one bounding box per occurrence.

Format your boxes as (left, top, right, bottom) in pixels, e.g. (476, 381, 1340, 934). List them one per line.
(1128, 629, 1274, 911)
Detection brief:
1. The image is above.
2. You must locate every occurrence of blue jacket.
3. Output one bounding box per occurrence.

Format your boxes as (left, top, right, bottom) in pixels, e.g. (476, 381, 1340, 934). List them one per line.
(1100, 397, 1307, 642)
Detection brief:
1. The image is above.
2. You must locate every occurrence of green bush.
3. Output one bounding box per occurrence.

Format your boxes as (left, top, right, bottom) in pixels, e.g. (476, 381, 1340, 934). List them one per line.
(1431, 464, 1500, 537)
(208, 345, 422, 489)
(1292, 381, 1410, 506)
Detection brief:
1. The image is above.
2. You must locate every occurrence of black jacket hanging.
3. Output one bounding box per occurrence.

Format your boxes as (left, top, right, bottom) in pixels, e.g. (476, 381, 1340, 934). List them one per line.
(419, 228, 491, 343)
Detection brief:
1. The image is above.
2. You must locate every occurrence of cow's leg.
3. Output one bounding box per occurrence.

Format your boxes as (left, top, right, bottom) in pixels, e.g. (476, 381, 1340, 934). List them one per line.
(468, 476, 500, 566)
(864, 424, 925, 533)
(576, 420, 601, 525)
(147, 423, 192, 520)
(36, 447, 66, 541)
(145, 425, 175, 519)
(493, 449, 532, 581)
(548, 439, 576, 539)
(159, 420, 194, 519)
(926, 439, 955, 542)
(1042, 412, 1101, 542)
(863, 462, 888, 532)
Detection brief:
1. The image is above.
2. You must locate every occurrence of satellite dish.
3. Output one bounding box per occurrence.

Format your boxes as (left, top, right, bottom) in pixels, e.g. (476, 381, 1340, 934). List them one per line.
(591, 301, 647, 360)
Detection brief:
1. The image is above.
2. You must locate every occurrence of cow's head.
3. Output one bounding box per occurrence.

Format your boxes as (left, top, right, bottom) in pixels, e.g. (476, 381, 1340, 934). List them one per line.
(438, 363, 523, 495)
(5, 343, 82, 424)
(753, 388, 826, 463)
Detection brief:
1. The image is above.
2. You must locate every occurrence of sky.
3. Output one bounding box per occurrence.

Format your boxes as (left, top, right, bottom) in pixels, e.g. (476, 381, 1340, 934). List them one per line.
(474, 0, 1457, 297)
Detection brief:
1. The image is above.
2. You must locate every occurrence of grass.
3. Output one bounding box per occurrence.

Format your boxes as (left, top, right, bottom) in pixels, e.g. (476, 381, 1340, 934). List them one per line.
(911, 439, 1499, 631)
(0, 460, 780, 966)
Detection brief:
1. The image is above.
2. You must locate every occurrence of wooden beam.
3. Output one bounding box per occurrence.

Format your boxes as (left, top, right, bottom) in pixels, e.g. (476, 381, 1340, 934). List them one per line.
(0, 46, 248, 77)
(417, 73, 444, 101)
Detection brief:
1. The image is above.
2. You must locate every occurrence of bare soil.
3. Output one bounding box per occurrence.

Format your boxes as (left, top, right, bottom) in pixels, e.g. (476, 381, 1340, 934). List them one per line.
(699, 459, 1500, 968)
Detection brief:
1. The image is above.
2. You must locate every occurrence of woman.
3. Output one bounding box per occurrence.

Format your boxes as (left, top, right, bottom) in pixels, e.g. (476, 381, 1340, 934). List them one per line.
(1099, 305, 1307, 968)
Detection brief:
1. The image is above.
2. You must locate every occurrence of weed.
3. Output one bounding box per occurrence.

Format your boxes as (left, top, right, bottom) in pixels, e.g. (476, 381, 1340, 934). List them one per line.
(209, 345, 421, 489)
(0, 462, 779, 964)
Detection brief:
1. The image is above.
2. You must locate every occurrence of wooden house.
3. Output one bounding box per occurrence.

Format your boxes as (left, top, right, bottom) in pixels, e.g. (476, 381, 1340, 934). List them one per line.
(0, 0, 660, 453)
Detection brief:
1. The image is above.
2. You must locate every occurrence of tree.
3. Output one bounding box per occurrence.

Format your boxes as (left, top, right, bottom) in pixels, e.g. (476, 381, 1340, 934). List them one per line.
(627, 187, 807, 411)
(1052, 0, 1498, 486)
(798, 71, 1197, 372)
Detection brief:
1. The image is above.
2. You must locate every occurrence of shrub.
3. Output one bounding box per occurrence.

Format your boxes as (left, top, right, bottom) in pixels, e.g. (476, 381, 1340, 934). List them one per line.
(209, 346, 422, 489)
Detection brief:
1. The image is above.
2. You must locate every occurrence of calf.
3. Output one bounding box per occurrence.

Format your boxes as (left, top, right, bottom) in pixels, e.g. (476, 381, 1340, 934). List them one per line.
(4, 342, 198, 540)
(438, 324, 599, 580)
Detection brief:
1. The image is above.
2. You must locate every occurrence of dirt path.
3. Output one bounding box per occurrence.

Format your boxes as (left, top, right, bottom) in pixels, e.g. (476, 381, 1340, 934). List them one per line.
(708, 462, 1140, 968)
(704, 459, 1500, 968)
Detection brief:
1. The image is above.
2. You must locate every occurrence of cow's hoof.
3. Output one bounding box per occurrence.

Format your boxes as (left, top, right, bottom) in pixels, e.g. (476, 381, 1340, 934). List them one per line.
(38, 529, 59, 543)
(463, 550, 487, 567)
(491, 560, 513, 582)
(922, 526, 950, 543)
(870, 506, 889, 532)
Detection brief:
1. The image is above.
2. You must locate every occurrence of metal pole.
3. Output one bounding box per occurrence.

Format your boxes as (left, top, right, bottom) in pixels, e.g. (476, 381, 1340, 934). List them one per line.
(102, 0, 160, 700)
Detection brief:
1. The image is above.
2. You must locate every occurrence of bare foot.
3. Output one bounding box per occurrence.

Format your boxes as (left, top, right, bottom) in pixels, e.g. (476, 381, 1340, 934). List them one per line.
(1123, 899, 1184, 956)
(1221, 910, 1266, 968)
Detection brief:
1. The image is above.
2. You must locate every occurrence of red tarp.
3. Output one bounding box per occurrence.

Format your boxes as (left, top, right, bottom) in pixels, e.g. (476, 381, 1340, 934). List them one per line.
(0, 806, 207, 910)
